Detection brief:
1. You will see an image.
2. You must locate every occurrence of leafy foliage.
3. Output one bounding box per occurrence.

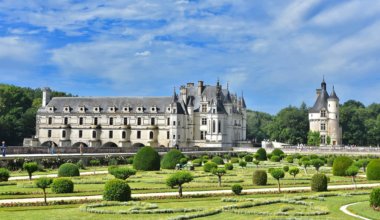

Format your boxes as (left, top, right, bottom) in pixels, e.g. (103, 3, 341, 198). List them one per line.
(166, 171, 193, 197)
(270, 168, 285, 193)
(307, 131, 321, 146)
(246, 110, 273, 142)
(370, 188, 380, 208)
(366, 159, 380, 180)
(103, 179, 131, 201)
(109, 167, 136, 180)
(51, 178, 74, 193)
(212, 168, 226, 187)
(311, 174, 328, 192)
(23, 162, 38, 180)
(244, 155, 253, 162)
(161, 149, 185, 169)
(224, 163, 233, 170)
(35, 177, 52, 205)
(252, 170, 267, 186)
(255, 148, 267, 161)
(203, 162, 218, 172)
(332, 156, 353, 176)
(58, 163, 80, 177)
(133, 146, 160, 171)
(211, 156, 224, 165)
(0, 168, 10, 182)
(311, 159, 325, 172)
(231, 184, 243, 195)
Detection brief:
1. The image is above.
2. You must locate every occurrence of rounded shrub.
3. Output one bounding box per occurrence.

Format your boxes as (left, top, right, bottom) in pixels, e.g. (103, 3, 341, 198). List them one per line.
(332, 156, 353, 176)
(133, 146, 160, 171)
(192, 158, 202, 167)
(239, 161, 247, 168)
(283, 165, 289, 172)
(255, 148, 267, 161)
(51, 178, 74, 193)
(203, 162, 218, 172)
(272, 149, 285, 158)
(285, 156, 294, 163)
(252, 170, 267, 186)
(179, 158, 188, 165)
(211, 156, 224, 165)
(231, 184, 243, 195)
(0, 168, 10, 182)
(370, 188, 380, 209)
(244, 155, 253, 162)
(161, 149, 185, 169)
(110, 167, 136, 180)
(224, 163, 234, 170)
(103, 179, 131, 201)
(58, 163, 80, 177)
(270, 155, 281, 162)
(230, 158, 239, 164)
(367, 159, 380, 180)
(311, 174, 328, 192)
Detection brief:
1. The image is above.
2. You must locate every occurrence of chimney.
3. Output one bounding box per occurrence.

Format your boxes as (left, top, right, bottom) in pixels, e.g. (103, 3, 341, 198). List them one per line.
(187, 82, 194, 87)
(316, 89, 321, 98)
(42, 87, 52, 107)
(197, 81, 204, 95)
(180, 85, 187, 102)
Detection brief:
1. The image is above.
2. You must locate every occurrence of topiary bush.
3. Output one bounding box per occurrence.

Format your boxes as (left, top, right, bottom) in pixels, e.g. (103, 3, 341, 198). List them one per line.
(239, 161, 247, 168)
(286, 156, 294, 163)
(283, 165, 289, 172)
(231, 184, 243, 195)
(255, 148, 267, 161)
(224, 163, 234, 170)
(133, 146, 160, 171)
(179, 158, 188, 165)
(270, 155, 281, 162)
(230, 158, 239, 163)
(109, 167, 136, 180)
(192, 158, 202, 167)
(203, 162, 218, 172)
(244, 155, 253, 162)
(161, 149, 185, 169)
(51, 178, 74, 193)
(0, 168, 10, 182)
(58, 163, 80, 177)
(103, 179, 131, 201)
(272, 148, 285, 158)
(23, 162, 39, 180)
(211, 156, 224, 165)
(367, 159, 380, 180)
(252, 170, 267, 186)
(332, 156, 353, 176)
(370, 188, 380, 209)
(311, 174, 328, 192)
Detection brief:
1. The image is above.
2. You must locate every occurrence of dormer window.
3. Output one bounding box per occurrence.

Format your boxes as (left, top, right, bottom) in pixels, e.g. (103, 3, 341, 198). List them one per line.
(137, 107, 143, 113)
(78, 106, 86, 113)
(151, 106, 157, 113)
(321, 110, 326, 117)
(63, 106, 70, 113)
(108, 106, 116, 113)
(123, 107, 130, 112)
(48, 106, 54, 113)
(93, 107, 100, 113)
(167, 107, 171, 112)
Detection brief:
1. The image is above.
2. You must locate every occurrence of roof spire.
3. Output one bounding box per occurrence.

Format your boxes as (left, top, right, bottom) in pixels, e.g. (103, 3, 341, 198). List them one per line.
(321, 76, 327, 90)
(172, 86, 178, 102)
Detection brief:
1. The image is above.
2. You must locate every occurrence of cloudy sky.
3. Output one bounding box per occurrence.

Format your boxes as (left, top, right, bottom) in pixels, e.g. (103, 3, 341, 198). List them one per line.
(0, 0, 379, 114)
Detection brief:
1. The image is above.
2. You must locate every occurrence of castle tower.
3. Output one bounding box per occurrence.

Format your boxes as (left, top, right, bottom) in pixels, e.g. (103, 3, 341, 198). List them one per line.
(327, 86, 341, 145)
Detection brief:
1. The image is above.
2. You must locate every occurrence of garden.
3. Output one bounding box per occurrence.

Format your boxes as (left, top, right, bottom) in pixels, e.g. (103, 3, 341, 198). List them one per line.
(0, 147, 379, 220)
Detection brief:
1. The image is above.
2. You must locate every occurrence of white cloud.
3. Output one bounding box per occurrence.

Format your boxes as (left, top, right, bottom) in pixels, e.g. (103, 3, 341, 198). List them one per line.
(135, 50, 151, 57)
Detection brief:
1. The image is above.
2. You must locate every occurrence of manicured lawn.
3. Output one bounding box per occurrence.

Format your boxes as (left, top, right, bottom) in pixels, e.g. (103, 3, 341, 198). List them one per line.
(347, 201, 380, 220)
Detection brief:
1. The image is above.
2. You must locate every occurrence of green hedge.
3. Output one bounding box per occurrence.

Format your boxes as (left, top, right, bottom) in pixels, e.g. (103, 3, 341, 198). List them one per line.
(51, 178, 74, 193)
(230, 158, 239, 163)
(332, 156, 353, 176)
(211, 156, 224, 165)
(272, 149, 284, 158)
(231, 184, 243, 195)
(252, 170, 267, 186)
(224, 163, 234, 170)
(244, 155, 253, 162)
(311, 174, 328, 192)
(161, 149, 185, 169)
(58, 163, 80, 177)
(133, 146, 160, 171)
(192, 158, 202, 167)
(370, 188, 380, 208)
(367, 159, 380, 180)
(103, 179, 131, 201)
(255, 148, 267, 161)
(270, 155, 281, 162)
(203, 162, 218, 172)
(0, 168, 10, 182)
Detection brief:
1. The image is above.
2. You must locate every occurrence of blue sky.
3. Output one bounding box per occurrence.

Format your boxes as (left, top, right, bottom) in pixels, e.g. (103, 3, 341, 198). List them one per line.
(0, 0, 379, 114)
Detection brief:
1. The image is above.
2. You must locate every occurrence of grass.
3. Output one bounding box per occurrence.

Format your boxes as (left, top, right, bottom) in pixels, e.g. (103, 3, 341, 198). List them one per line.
(347, 201, 380, 220)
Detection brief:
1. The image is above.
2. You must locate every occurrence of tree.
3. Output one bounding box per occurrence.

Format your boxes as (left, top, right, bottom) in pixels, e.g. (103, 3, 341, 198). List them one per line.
(307, 131, 321, 146)
(270, 168, 285, 193)
(166, 171, 193, 197)
(345, 165, 359, 189)
(300, 157, 311, 174)
(311, 159, 325, 173)
(289, 167, 300, 185)
(212, 168, 226, 187)
(35, 177, 52, 205)
(23, 162, 38, 180)
(253, 160, 260, 168)
(246, 110, 273, 142)
(89, 159, 100, 174)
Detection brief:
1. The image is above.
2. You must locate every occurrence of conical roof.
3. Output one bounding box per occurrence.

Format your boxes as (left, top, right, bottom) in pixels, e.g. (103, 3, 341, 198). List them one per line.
(328, 86, 339, 100)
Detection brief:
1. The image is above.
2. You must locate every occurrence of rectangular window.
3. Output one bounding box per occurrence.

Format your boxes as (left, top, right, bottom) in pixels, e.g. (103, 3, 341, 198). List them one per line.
(94, 117, 98, 125)
(48, 130, 52, 138)
(200, 131, 204, 140)
(321, 110, 326, 117)
(123, 117, 128, 125)
(321, 135, 326, 144)
(79, 117, 83, 125)
(122, 131, 126, 139)
(64, 117, 68, 125)
(178, 121, 180, 126)
(137, 131, 141, 139)
(79, 130, 83, 138)
(218, 120, 221, 133)
(212, 120, 216, 133)
(109, 117, 113, 125)
(167, 131, 170, 139)
(201, 118, 207, 125)
(137, 117, 141, 125)
(173, 121, 176, 126)
(109, 131, 113, 138)
(92, 131, 97, 138)
(62, 130, 66, 138)
(321, 123, 326, 131)
(202, 104, 207, 112)
(173, 135, 176, 139)
(48, 117, 52, 125)
(151, 118, 155, 125)
(167, 118, 170, 126)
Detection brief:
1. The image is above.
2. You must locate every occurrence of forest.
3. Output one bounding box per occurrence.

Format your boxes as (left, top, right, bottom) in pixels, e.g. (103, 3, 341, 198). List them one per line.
(0, 84, 379, 146)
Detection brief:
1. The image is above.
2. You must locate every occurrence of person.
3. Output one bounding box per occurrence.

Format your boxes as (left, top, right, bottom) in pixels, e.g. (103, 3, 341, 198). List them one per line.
(79, 143, 84, 155)
(1, 141, 6, 157)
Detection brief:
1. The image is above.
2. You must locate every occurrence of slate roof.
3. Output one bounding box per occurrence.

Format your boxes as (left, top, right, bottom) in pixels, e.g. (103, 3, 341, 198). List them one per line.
(309, 89, 329, 113)
(328, 86, 339, 100)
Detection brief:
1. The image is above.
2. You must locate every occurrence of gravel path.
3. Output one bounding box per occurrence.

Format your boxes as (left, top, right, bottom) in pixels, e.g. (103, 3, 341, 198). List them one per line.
(340, 202, 371, 220)
(1, 183, 379, 204)
(9, 171, 108, 181)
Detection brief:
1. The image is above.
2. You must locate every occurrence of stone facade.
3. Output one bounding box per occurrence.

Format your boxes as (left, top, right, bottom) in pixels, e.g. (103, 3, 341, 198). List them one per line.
(25, 81, 247, 148)
(309, 79, 342, 146)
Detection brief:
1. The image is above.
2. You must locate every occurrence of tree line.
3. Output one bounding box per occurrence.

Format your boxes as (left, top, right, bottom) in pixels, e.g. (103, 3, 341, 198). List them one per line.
(0, 84, 378, 146)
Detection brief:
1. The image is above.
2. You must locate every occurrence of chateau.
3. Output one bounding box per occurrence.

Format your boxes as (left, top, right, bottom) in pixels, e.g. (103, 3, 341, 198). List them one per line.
(25, 81, 247, 148)
(309, 79, 342, 146)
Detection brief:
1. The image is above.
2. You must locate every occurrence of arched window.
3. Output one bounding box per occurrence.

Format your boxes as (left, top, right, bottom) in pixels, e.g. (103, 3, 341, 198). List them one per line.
(150, 131, 154, 139)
